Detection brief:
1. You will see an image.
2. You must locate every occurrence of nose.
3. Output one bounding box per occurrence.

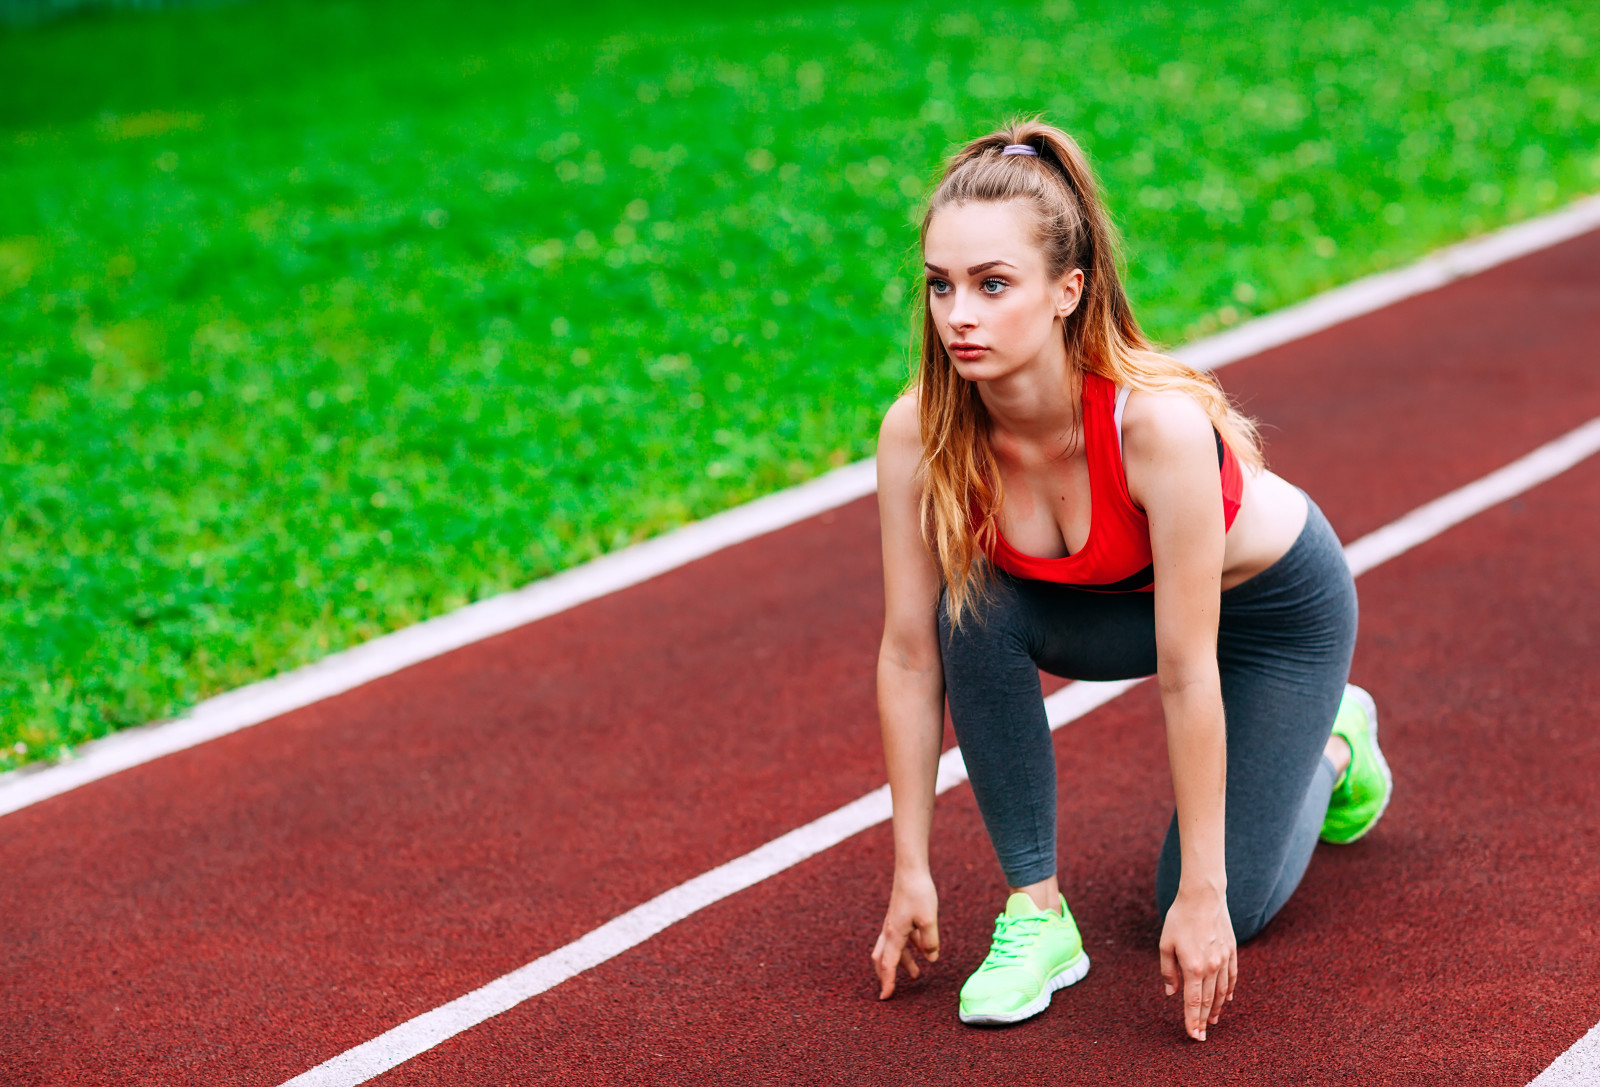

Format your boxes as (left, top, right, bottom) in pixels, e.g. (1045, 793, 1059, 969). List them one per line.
(946, 289, 977, 334)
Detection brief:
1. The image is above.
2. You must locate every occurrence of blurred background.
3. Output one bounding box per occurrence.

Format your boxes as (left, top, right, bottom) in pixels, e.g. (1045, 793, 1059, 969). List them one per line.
(2, 0, 1597, 770)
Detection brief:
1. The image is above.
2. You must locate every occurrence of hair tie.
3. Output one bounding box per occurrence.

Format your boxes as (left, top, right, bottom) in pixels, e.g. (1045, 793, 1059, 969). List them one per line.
(1000, 144, 1038, 157)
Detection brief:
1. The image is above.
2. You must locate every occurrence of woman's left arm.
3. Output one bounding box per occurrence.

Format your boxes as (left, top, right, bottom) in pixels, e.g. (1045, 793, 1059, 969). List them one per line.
(1122, 389, 1237, 1042)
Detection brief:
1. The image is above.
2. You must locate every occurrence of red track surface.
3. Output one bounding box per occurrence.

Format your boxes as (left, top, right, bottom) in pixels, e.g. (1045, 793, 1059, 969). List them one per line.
(4, 231, 1600, 1086)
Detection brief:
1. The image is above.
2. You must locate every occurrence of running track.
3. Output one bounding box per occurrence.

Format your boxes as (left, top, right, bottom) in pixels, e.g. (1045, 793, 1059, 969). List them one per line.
(4, 226, 1600, 1086)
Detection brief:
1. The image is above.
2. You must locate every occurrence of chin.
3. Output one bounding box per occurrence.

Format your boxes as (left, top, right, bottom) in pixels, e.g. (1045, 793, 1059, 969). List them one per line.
(949, 354, 1013, 383)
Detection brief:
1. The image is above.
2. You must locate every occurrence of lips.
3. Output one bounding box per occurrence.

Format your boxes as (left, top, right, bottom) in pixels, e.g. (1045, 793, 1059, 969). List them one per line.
(949, 341, 987, 358)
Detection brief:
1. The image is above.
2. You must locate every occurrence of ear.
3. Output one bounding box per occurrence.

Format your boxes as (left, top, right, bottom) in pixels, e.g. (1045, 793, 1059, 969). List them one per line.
(1054, 268, 1085, 320)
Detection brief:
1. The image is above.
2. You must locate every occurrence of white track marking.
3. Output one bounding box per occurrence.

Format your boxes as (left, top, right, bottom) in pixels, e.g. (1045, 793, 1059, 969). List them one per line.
(3, 196, 1598, 819)
(1343, 417, 1600, 577)
(280, 415, 1600, 1087)
(1177, 193, 1600, 372)
(1529, 1020, 1600, 1087)
(283, 677, 1140, 1087)
(0, 460, 874, 820)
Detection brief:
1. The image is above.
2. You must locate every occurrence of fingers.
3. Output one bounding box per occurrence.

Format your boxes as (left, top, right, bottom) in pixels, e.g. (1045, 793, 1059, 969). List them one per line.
(872, 929, 903, 1000)
(1211, 950, 1237, 1024)
(1159, 892, 1236, 1040)
(1159, 941, 1179, 998)
(1176, 952, 1237, 1039)
(1184, 971, 1207, 1041)
(873, 920, 939, 999)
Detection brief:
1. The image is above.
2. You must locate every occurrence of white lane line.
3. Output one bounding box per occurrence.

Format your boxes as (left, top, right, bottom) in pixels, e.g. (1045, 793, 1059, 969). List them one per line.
(281, 676, 1143, 1087)
(1177, 192, 1600, 372)
(3, 195, 1597, 820)
(1343, 416, 1600, 577)
(280, 415, 1600, 1087)
(1529, 1020, 1600, 1087)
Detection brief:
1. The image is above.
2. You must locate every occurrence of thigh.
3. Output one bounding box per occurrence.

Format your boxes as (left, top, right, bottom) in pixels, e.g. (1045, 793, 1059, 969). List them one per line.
(1155, 496, 1359, 928)
(937, 574, 1064, 886)
(1212, 502, 1358, 924)
(1216, 653, 1348, 901)
(1015, 578, 1159, 682)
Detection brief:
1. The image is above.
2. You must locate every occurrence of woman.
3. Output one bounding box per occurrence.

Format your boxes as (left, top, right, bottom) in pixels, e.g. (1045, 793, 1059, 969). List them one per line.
(867, 120, 1393, 1042)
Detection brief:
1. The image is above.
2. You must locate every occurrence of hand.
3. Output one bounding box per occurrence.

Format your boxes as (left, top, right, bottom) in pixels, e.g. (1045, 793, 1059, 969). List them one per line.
(1158, 882, 1237, 1040)
(870, 869, 940, 999)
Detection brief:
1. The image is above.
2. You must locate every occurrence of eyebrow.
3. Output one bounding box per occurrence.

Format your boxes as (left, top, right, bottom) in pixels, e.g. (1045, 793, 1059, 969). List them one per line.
(923, 260, 1017, 275)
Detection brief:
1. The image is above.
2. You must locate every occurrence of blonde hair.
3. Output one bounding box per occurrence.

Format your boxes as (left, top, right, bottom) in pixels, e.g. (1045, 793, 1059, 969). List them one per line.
(915, 118, 1264, 629)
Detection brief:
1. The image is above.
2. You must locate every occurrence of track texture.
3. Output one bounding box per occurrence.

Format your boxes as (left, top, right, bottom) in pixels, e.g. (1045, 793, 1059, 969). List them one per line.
(3, 231, 1599, 1086)
(383, 455, 1600, 1087)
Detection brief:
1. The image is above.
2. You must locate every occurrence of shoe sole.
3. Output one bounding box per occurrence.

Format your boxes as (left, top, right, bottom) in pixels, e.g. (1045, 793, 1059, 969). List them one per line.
(958, 951, 1091, 1026)
(1329, 683, 1393, 843)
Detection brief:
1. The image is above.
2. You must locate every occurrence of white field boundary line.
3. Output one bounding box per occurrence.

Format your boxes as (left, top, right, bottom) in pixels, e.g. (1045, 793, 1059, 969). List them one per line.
(0, 459, 875, 820)
(280, 415, 1600, 1087)
(1529, 1020, 1600, 1087)
(4, 193, 1599, 821)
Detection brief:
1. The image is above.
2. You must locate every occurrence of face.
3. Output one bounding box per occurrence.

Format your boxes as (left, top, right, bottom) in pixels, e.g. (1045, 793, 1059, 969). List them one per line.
(922, 199, 1083, 381)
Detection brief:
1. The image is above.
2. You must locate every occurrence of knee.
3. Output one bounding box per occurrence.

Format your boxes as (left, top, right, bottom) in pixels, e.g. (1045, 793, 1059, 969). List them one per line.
(1222, 877, 1282, 942)
(1229, 899, 1272, 943)
(1154, 851, 1276, 943)
(1153, 823, 1180, 920)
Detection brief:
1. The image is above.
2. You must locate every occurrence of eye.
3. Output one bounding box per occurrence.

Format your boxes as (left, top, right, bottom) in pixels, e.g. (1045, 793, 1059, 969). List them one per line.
(981, 277, 1009, 294)
(928, 278, 951, 295)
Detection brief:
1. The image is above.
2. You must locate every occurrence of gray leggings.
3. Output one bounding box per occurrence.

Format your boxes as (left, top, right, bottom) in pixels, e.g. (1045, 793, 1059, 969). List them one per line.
(938, 494, 1357, 941)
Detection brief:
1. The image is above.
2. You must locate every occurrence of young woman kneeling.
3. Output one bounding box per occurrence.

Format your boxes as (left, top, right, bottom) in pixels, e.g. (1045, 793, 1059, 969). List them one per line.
(868, 120, 1393, 1041)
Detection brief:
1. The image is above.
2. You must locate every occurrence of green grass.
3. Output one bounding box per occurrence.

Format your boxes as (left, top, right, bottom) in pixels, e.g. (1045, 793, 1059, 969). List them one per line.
(2, 0, 1598, 771)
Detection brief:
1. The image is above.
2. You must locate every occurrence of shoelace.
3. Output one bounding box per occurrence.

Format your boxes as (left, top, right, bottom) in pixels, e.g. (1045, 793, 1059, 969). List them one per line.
(977, 913, 1046, 970)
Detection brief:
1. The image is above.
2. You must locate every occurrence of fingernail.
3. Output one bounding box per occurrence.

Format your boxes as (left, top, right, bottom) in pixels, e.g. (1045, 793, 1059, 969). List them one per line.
(1198, 1031, 1206, 1041)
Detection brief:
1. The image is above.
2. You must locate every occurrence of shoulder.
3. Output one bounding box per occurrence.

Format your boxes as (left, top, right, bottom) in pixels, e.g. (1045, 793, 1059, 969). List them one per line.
(875, 393, 931, 552)
(1120, 386, 1214, 464)
(1120, 386, 1220, 516)
(877, 391, 923, 470)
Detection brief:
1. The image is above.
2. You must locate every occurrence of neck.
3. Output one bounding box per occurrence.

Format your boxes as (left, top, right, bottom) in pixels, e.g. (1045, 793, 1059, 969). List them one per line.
(975, 337, 1080, 451)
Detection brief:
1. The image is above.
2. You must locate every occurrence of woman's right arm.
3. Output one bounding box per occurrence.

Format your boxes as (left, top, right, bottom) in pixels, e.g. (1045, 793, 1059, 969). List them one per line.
(869, 394, 949, 1000)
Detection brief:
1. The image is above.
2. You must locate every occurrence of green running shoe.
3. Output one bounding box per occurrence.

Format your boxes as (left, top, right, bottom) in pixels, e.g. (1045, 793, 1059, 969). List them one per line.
(958, 892, 1090, 1026)
(1320, 683, 1393, 844)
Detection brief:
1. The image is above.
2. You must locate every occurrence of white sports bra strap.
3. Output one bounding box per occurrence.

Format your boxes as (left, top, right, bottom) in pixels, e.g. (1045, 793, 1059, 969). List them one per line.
(1113, 384, 1131, 460)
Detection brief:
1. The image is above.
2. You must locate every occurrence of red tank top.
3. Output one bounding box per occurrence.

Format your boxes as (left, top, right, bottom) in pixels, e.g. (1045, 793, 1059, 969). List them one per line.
(979, 371, 1243, 593)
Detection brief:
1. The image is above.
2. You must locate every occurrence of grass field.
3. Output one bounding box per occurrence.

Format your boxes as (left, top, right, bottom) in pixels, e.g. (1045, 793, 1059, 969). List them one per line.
(3, 0, 1598, 771)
